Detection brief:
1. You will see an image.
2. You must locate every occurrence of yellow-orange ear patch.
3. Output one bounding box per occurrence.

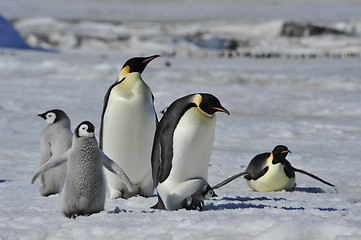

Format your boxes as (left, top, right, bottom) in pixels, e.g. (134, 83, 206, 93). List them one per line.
(269, 152, 274, 161)
(192, 94, 202, 106)
(120, 65, 130, 75)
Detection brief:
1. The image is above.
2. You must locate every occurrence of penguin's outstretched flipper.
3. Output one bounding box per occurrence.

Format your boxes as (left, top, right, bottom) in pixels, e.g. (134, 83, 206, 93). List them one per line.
(101, 152, 134, 192)
(212, 171, 248, 189)
(31, 151, 69, 184)
(292, 166, 334, 187)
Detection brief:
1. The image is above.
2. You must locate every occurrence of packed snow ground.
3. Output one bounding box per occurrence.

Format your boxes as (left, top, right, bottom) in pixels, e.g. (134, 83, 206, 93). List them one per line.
(1, 1, 361, 239)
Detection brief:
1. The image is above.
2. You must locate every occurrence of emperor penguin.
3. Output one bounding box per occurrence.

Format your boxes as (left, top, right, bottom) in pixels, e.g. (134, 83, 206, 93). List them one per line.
(37, 109, 72, 196)
(31, 121, 133, 218)
(181, 180, 218, 210)
(151, 93, 229, 210)
(212, 145, 334, 192)
(100, 55, 160, 199)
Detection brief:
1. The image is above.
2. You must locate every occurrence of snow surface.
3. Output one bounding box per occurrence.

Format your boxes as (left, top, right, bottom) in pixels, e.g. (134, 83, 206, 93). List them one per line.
(1, 0, 361, 239)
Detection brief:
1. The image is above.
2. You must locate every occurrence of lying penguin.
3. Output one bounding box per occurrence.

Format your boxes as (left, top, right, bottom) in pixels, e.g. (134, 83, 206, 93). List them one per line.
(31, 121, 133, 218)
(213, 145, 334, 192)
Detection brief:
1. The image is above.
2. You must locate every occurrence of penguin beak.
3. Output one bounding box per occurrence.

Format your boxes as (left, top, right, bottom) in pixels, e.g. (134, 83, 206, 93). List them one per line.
(213, 107, 230, 115)
(142, 55, 161, 63)
(38, 113, 46, 119)
(281, 150, 291, 154)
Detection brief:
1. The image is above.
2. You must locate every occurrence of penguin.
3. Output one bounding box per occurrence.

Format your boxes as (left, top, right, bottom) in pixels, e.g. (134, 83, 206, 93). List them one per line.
(212, 145, 334, 192)
(31, 121, 133, 218)
(182, 180, 218, 210)
(37, 109, 72, 196)
(151, 93, 229, 210)
(100, 55, 160, 199)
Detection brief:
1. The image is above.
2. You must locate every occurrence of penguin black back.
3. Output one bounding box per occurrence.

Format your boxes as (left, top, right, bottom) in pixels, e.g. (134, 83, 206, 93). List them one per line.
(152, 94, 196, 186)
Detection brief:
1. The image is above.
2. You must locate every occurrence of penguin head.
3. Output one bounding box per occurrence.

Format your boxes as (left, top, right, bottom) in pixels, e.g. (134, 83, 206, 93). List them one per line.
(202, 185, 218, 199)
(271, 145, 291, 164)
(193, 93, 230, 116)
(75, 121, 95, 138)
(118, 55, 160, 78)
(38, 109, 68, 125)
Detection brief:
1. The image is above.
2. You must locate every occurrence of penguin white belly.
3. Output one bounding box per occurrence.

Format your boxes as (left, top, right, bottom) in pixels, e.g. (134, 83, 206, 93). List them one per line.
(170, 108, 216, 182)
(102, 84, 156, 197)
(247, 163, 295, 192)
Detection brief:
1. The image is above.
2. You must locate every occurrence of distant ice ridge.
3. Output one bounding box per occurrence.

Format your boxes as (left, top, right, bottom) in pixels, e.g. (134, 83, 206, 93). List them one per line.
(0, 14, 56, 52)
(11, 17, 361, 58)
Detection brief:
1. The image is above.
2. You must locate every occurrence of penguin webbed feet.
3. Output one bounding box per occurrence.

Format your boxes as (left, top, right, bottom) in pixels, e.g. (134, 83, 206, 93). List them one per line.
(64, 211, 95, 219)
(182, 194, 205, 211)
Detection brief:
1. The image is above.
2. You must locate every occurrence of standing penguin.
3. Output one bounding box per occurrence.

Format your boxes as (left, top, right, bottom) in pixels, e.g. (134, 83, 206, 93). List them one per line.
(100, 55, 160, 199)
(31, 121, 133, 218)
(37, 109, 72, 196)
(152, 93, 229, 210)
(212, 145, 334, 192)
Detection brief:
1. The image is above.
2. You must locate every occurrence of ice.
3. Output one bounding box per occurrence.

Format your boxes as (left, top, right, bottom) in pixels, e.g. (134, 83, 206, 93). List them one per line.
(1, 0, 361, 239)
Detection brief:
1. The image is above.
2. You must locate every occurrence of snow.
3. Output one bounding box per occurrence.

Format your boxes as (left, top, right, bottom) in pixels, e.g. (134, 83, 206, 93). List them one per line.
(1, 0, 361, 239)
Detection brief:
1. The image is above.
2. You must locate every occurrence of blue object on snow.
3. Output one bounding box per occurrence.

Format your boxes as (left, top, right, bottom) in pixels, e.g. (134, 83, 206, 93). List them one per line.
(0, 14, 57, 52)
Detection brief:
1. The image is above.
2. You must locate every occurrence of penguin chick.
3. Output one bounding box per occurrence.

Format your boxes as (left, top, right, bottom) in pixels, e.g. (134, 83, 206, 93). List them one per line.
(157, 178, 216, 211)
(100, 55, 160, 199)
(212, 145, 334, 192)
(182, 182, 217, 211)
(151, 93, 229, 210)
(31, 121, 133, 218)
(37, 109, 72, 196)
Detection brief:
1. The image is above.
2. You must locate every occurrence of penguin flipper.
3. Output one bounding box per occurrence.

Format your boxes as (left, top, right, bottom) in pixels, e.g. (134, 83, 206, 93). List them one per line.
(152, 93, 159, 124)
(31, 151, 69, 184)
(246, 152, 271, 180)
(251, 166, 269, 180)
(292, 166, 334, 187)
(101, 151, 134, 192)
(212, 171, 248, 189)
(151, 137, 161, 187)
(99, 79, 122, 149)
(283, 160, 296, 178)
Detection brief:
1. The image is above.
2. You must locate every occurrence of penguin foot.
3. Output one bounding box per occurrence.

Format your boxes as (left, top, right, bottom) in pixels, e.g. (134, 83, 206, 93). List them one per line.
(182, 196, 205, 211)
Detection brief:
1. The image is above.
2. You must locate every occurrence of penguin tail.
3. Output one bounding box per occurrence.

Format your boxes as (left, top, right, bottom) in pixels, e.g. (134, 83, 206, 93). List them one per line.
(212, 171, 248, 189)
(151, 196, 166, 210)
(293, 167, 335, 187)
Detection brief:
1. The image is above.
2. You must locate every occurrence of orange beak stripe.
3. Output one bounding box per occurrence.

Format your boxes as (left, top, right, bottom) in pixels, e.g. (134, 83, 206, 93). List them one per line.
(213, 107, 225, 112)
(142, 57, 156, 63)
